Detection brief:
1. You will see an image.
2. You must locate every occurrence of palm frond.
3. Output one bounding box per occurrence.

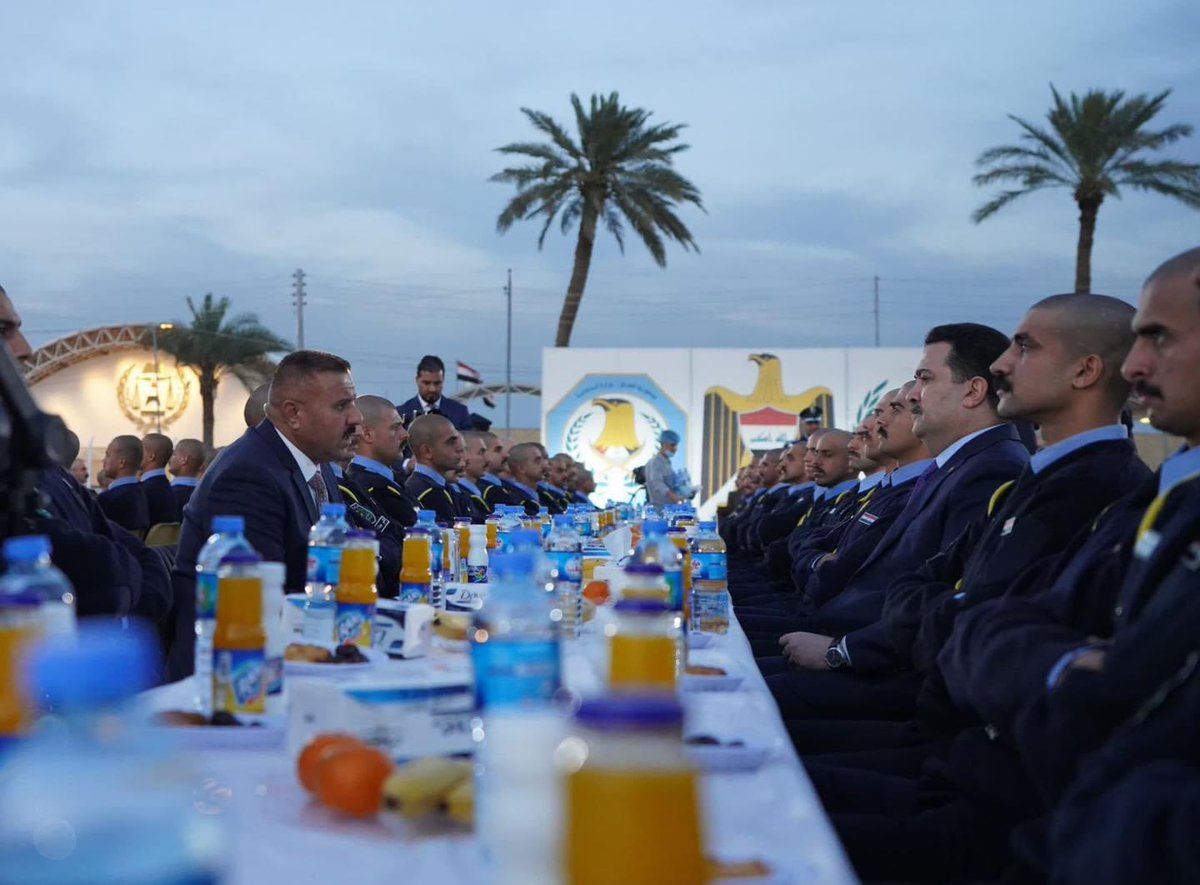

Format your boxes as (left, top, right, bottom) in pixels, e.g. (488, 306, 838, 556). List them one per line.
(971, 185, 1053, 223)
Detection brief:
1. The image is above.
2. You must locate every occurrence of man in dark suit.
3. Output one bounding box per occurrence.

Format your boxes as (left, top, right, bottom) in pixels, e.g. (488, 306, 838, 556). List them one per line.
(140, 432, 180, 524)
(348, 395, 420, 530)
(757, 323, 1029, 720)
(396, 355, 473, 432)
(98, 434, 151, 533)
(503, 442, 547, 515)
(167, 438, 204, 513)
(168, 350, 362, 681)
(403, 414, 463, 525)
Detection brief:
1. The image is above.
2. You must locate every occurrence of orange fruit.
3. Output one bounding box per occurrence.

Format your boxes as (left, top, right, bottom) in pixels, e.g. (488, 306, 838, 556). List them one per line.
(298, 733, 364, 794)
(315, 745, 393, 818)
(583, 580, 610, 605)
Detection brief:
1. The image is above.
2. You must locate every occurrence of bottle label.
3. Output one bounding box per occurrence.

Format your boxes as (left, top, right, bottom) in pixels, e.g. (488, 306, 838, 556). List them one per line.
(335, 602, 376, 647)
(307, 546, 342, 585)
(664, 570, 684, 611)
(213, 648, 266, 714)
(399, 582, 431, 604)
(575, 518, 594, 538)
(546, 550, 582, 585)
(467, 565, 488, 584)
(690, 583, 731, 633)
(471, 638, 561, 708)
(197, 571, 218, 619)
(265, 655, 283, 695)
(430, 540, 444, 571)
(692, 552, 728, 583)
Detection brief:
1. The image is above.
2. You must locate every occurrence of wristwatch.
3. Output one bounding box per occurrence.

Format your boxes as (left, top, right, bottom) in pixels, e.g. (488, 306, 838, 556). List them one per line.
(824, 639, 849, 670)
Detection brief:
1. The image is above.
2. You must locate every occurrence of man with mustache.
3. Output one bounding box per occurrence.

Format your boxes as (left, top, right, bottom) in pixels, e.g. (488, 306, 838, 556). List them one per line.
(167, 350, 363, 681)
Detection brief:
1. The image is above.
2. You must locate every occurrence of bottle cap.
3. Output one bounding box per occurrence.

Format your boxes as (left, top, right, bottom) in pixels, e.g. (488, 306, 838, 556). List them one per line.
(2, 535, 51, 563)
(219, 551, 261, 567)
(643, 519, 668, 536)
(699, 520, 717, 531)
(320, 503, 347, 518)
(417, 509, 436, 523)
(624, 563, 665, 577)
(553, 515, 573, 527)
(575, 694, 684, 731)
(490, 551, 535, 578)
(26, 620, 159, 710)
(613, 597, 670, 614)
(211, 515, 245, 534)
(347, 529, 376, 541)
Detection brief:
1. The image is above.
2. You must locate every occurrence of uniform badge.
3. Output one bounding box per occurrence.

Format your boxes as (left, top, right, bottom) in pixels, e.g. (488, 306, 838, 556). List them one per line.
(858, 512, 878, 526)
(1001, 517, 1016, 536)
(1134, 529, 1161, 560)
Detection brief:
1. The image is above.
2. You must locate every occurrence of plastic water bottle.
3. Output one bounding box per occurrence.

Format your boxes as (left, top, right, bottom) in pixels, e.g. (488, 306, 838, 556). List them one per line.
(690, 521, 730, 634)
(193, 515, 254, 714)
(0, 536, 75, 637)
(629, 520, 684, 612)
(496, 506, 521, 554)
(467, 525, 489, 584)
(417, 511, 445, 609)
(304, 503, 349, 641)
(470, 551, 564, 885)
(0, 621, 225, 882)
(545, 516, 583, 639)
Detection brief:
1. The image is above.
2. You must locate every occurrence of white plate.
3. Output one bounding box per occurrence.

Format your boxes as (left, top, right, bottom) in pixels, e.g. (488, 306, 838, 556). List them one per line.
(283, 644, 383, 677)
(684, 741, 770, 771)
(149, 716, 287, 750)
(681, 651, 743, 692)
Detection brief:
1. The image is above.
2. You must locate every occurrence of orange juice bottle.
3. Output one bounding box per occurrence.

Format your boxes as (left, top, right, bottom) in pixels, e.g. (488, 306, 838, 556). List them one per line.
(212, 552, 266, 716)
(564, 695, 705, 885)
(399, 527, 432, 603)
(608, 598, 679, 690)
(335, 532, 378, 648)
(454, 518, 472, 578)
(0, 595, 41, 737)
(484, 512, 501, 550)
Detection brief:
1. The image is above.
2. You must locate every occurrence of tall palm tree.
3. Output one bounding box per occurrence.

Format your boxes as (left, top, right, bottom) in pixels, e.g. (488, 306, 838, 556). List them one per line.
(153, 293, 291, 445)
(492, 92, 704, 346)
(973, 86, 1200, 292)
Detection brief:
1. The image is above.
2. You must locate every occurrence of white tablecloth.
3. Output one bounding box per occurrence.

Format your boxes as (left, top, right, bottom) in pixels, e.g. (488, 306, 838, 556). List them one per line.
(140, 617, 857, 884)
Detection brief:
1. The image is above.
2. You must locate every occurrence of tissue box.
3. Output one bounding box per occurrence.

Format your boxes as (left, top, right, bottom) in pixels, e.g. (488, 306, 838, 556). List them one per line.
(288, 674, 476, 761)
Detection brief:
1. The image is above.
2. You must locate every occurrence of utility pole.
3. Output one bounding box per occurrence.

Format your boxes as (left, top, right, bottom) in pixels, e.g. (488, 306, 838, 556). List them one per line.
(292, 268, 307, 349)
(873, 275, 880, 347)
(504, 268, 512, 434)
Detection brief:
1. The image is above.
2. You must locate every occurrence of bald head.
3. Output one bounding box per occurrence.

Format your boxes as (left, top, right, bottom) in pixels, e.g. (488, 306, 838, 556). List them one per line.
(357, 394, 397, 425)
(408, 413, 462, 474)
(1029, 292, 1137, 409)
(1147, 246, 1200, 293)
(805, 428, 853, 487)
(244, 383, 270, 428)
(141, 432, 173, 471)
(169, 438, 206, 478)
(507, 441, 547, 487)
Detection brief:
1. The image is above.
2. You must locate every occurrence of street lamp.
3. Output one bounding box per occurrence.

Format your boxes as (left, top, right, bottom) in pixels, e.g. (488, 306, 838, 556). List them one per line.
(149, 322, 174, 434)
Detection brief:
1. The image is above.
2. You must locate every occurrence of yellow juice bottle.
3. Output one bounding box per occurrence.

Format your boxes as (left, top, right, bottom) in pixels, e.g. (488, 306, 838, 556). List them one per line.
(0, 596, 41, 737)
(212, 553, 266, 716)
(399, 528, 432, 604)
(336, 532, 378, 648)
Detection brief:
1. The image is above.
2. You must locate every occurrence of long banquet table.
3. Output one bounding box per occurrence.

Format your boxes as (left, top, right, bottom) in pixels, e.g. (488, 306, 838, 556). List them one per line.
(140, 613, 858, 884)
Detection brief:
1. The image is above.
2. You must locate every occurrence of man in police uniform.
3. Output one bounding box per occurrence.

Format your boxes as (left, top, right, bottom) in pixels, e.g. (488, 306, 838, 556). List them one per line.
(455, 431, 492, 522)
(538, 452, 572, 514)
(98, 435, 151, 533)
(348, 395, 420, 530)
(503, 442, 546, 515)
(799, 405, 823, 442)
(140, 433, 179, 524)
(477, 431, 509, 507)
(404, 414, 463, 525)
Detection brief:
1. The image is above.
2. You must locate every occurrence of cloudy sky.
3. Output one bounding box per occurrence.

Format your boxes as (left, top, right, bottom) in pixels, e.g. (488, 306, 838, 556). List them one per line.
(6, 1, 1199, 427)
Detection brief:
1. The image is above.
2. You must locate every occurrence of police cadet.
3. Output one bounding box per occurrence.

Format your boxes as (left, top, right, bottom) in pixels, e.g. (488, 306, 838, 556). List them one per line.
(403, 414, 462, 525)
(502, 442, 546, 515)
(332, 431, 403, 599)
(98, 435, 151, 533)
(140, 432, 180, 524)
(724, 448, 785, 559)
(455, 431, 493, 522)
(476, 431, 509, 508)
(537, 448, 571, 514)
(798, 405, 823, 442)
(348, 395, 420, 530)
(167, 438, 205, 513)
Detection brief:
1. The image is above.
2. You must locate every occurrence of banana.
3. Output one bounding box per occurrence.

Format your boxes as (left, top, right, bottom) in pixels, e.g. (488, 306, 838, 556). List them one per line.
(382, 757, 472, 819)
(432, 612, 472, 642)
(443, 776, 474, 826)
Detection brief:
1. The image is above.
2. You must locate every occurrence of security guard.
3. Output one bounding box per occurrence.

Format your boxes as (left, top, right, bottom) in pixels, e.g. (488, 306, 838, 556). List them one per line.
(477, 431, 509, 508)
(348, 396, 421, 529)
(537, 448, 571, 514)
(332, 447, 403, 599)
(403, 414, 462, 525)
(455, 432, 493, 522)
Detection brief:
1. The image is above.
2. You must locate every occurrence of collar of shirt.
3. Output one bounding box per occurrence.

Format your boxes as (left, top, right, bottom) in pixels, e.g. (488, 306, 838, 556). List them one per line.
(857, 471, 887, 493)
(889, 458, 934, 488)
(1160, 445, 1200, 495)
(420, 397, 442, 413)
(273, 424, 320, 483)
(574, 490, 592, 502)
(539, 481, 565, 495)
(935, 424, 1005, 469)
(141, 468, 166, 481)
(1030, 424, 1128, 475)
(510, 479, 538, 499)
(789, 481, 815, 496)
(108, 476, 139, 490)
(749, 488, 765, 500)
(826, 477, 859, 499)
(413, 464, 447, 487)
(170, 476, 199, 488)
(482, 472, 502, 486)
(351, 455, 396, 481)
(768, 482, 788, 493)
(458, 477, 482, 496)
(330, 463, 345, 478)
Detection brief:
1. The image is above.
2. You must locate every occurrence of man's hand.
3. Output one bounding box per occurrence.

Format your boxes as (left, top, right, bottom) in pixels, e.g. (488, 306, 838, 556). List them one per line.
(1067, 649, 1107, 675)
(779, 631, 835, 670)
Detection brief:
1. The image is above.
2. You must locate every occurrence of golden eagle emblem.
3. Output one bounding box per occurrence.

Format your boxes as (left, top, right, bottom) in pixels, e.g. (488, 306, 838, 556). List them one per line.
(701, 353, 831, 502)
(588, 397, 644, 472)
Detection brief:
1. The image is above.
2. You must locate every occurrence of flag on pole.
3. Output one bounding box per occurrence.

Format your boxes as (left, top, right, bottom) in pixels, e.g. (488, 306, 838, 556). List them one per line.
(456, 361, 482, 385)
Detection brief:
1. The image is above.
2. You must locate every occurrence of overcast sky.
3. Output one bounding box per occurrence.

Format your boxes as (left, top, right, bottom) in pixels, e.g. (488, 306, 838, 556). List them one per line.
(6, 1, 1199, 427)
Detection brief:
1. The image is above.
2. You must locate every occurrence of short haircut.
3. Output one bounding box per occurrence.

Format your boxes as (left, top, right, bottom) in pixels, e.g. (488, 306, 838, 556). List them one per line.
(111, 434, 143, 467)
(925, 323, 1011, 408)
(356, 394, 398, 426)
(1147, 246, 1200, 304)
(416, 355, 445, 375)
(550, 452, 573, 465)
(408, 413, 453, 454)
(244, 383, 270, 428)
(142, 432, 173, 465)
(63, 429, 81, 466)
(462, 430, 484, 449)
(1031, 293, 1137, 408)
(817, 429, 851, 448)
(269, 351, 352, 405)
(480, 431, 498, 447)
(175, 438, 205, 462)
(508, 442, 540, 469)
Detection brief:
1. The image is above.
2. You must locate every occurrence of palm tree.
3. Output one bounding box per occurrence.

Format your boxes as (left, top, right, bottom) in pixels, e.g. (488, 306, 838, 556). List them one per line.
(492, 92, 704, 346)
(973, 86, 1200, 292)
(153, 293, 291, 445)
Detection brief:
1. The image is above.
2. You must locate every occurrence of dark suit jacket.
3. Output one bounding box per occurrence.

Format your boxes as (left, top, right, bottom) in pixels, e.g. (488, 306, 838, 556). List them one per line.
(405, 469, 458, 525)
(171, 482, 197, 514)
(479, 476, 507, 509)
(167, 421, 343, 681)
(806, 424, 1029, 640)
(98, 481, 151, 533)
(142, 473, 179, 525)
(397, 395, 473, 432)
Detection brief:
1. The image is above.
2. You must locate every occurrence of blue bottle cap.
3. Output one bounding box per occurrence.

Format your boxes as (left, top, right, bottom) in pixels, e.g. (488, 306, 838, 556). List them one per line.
(417, 509, 436, 523)
(553, 515, 573, 527)
(643, 519, 668, 536)
(624, 563, 665, 577)
(490, 551, 535, 578)
(211, 515, 245, 534)
(219, 550, 261, 567)
(699, 520, 717, 531)
(613, 598, 670, 614)
(321, 503, 347, 518)
(2, 535, 51, 562)
(575, 694, 684, 730)
(26, 620, 160, 711)
(0, 591, 43, 609)
(347, 529, 376, 540)
(539, 507, 549, 516)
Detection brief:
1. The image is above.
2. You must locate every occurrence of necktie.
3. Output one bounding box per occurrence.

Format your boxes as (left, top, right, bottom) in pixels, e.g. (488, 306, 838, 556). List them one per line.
(910, 462, 940, 499)
(308, 471, 329, 509)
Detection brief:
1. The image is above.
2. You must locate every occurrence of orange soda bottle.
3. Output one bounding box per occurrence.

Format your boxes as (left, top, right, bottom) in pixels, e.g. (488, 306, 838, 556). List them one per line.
(336, 531, 378, 647)
(399, 527, 433, 603)
(0, 595, 42, 737)
(213, 552, 266, 716)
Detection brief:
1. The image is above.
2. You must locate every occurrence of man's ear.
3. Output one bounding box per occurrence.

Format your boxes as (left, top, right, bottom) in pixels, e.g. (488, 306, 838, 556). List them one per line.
(961, 376, 991, 409)
(1072, 354, 1105, 391)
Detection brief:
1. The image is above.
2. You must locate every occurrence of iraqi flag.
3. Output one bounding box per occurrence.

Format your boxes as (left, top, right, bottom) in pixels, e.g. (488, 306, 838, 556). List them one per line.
(739, 406, 800, 452)
(457, 361, 482, 385)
